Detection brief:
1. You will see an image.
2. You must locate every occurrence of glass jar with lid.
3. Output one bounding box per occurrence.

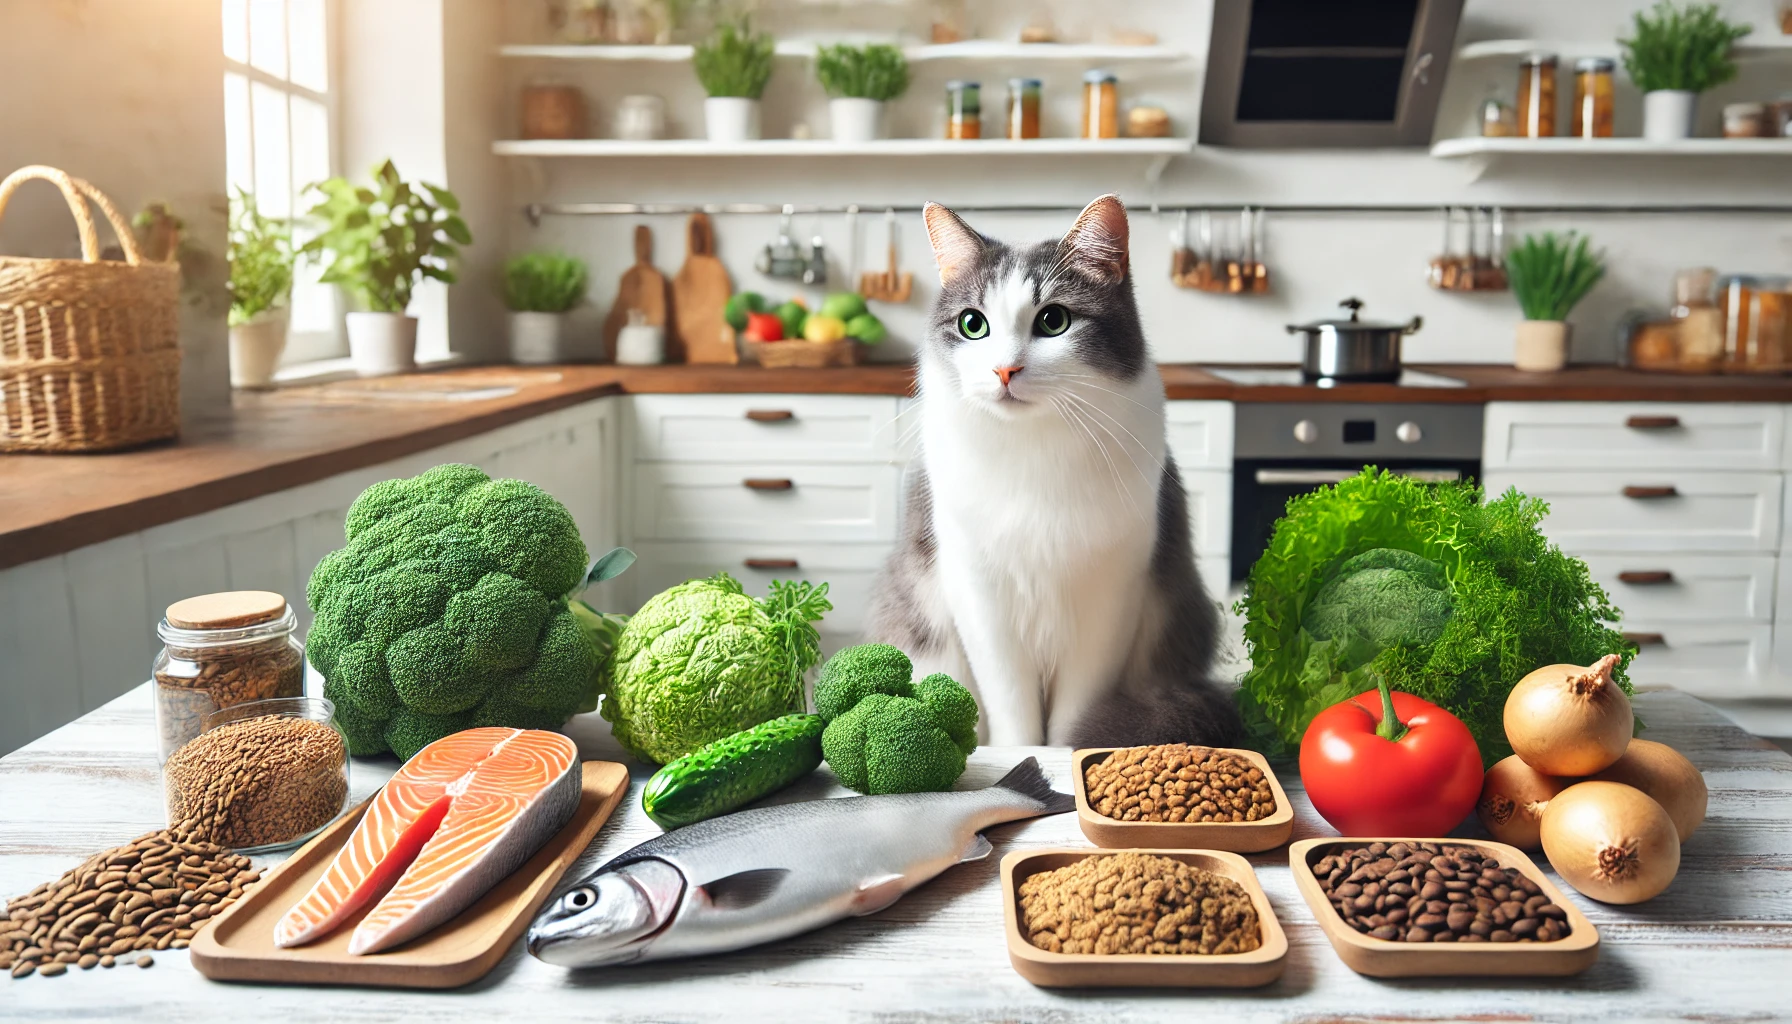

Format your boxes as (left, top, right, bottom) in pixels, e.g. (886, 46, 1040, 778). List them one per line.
(1082, 70, 1119, 139)
(153, 591, 305, 762)
(946, 80, 981, 139)
(1516, 54, 1558, 138)
(1571, 57, 1614, 138)
(1006, 78, 1041, 139)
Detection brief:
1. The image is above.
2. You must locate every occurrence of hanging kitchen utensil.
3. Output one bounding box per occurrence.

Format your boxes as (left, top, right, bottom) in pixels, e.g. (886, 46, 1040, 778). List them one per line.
(802, 234, 828, 286)
(1483, 206, 1509, 291)
(602, 224, 669, 361)
(858, 207, 912, 303)
(755, 204, 807, 280)
(844, 204, 859, 285)
(1170, 208, 1196, 285)
(1250, 207, 1270, 294)
(1194, 209, 1215, 291)
(673, 212, 737, 364)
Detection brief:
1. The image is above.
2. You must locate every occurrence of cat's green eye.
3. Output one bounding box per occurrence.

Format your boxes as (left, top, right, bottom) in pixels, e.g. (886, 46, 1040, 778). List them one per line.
(1034, 304, 1072, 337)
(957, 309, 989, 340)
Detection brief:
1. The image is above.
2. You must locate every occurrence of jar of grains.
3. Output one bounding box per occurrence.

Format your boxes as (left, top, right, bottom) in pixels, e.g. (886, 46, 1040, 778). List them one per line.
(1571, 57, 1615, 138)
(1082, 70, 1120, 139)
(162, 697, 349, 853)
(153, 591, 305, 762)
(1516, 53, 1557, 138)
(1006, 78, 1042, 139)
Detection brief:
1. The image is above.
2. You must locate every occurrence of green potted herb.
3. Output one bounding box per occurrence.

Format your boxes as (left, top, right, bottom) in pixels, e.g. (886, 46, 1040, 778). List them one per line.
(816, 43, 909, 143)
(504, 252, 589, 364)
(298, 160, 471, 376)
(1620, 1, 1751, 141)
(225, 188, 292, 389)
(694, 20, 775, 142)
(1507, 232, 1605, 372)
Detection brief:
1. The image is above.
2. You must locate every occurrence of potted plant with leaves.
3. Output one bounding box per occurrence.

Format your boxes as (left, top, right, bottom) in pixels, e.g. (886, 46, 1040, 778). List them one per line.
(1620, 1, 1751, 141)
(504, 251, 589, 364)
(1507, 232, 1605, 372)
(816, 43, 908, 143)
(226, 188, 292, 389)
(298, 160, 471, 376)
(694, 20, 775, 142)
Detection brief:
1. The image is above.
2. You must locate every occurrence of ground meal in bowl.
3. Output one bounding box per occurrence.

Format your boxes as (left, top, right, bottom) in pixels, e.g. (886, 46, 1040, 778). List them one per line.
(1083, 744, 1277, 823)
(1017, 852, 1262, 955)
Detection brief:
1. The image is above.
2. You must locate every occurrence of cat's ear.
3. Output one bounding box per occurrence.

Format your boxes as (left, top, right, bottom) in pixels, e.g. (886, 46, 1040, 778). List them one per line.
(1058, 194, 1130, 283)
(924, 202, 984, 285)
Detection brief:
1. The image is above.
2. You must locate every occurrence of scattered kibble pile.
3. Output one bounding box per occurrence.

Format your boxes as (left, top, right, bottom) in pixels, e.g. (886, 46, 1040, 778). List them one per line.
(163, 715, 347, 850)
(4, 829, 261, 979)
(1018, 852, 1262, 956)
(1313, 841, 1572, 943)
(1083, 744, 1276, 823)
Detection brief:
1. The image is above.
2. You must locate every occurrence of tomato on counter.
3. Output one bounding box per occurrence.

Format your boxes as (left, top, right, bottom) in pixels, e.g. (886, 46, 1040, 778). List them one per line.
(1299, 677, 1483, 837)
(743, 311, 785, 342)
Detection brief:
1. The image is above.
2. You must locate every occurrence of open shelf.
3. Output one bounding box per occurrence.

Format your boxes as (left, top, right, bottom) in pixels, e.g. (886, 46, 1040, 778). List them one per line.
(492, 137, 1194, 157)
(1432, 136, 1792, 159)
(497, 41, 1191, 62)
(1455, 36, 1792, 64)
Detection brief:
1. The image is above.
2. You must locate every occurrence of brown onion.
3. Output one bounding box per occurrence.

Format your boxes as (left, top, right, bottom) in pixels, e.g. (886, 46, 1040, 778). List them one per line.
(1591, 738, 1707, 842)
(1477, 755, 1572, 850)
(1540, 781, 1680, 904)
(1505, 654, 1633, 776)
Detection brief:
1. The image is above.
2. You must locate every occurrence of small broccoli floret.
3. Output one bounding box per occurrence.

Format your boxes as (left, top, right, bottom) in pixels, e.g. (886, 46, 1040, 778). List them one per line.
(386, 624, 481, 715)
(446, 572, 550, 673)
(509, 608, 596, 713)
(471, 686, 569, 732)
(816, 647, 979, 794)
(913, 673, 979, 755)
(814, 643, 912, 722)
(454, 478, 587, 597)
(344, 478, 423, 542)
(383, 706, 476, 761)
(333, 639, 402, 719)
(325, 677, 390, 756)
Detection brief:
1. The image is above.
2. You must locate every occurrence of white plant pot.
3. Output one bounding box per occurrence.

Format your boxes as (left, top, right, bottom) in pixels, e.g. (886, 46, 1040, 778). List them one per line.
(615, 321, 666, 365)
(346, 312, 419, 377)
(509, 311, 570, 365)
(829, 98, 884, 143)
(705, 96, 761, 143)
(1643, 90, 1698, 142)
(1515, 319, 1570, 372)
(228, 310, 289, 390)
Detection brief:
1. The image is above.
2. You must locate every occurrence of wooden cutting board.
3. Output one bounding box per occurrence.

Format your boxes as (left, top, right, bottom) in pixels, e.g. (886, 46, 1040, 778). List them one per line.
(672, 212, 738, 364)
(601, 225, 669, 362)
(189, 760, 629, 989)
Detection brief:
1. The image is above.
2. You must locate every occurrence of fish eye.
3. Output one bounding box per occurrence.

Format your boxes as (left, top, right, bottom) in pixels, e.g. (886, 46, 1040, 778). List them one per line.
(1034, 304, 1071, 337)
(565, 887, 596, 911)
(957, 309, 989, 340)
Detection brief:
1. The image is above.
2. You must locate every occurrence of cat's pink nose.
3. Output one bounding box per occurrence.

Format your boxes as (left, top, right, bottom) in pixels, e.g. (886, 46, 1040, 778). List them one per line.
(994, 366, 1023, 387)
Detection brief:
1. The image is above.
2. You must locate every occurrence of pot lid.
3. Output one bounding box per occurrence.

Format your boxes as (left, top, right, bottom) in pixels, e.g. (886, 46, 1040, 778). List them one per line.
(1289, 297, 1415, 332)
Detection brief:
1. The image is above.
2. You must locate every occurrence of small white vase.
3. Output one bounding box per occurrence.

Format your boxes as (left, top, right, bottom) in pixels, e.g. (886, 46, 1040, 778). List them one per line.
(615, 312, 665, 365)
(829, 98, 884, 143)
(228, 310, 288, 390)
(1643, 90, 1698, 142)
(1515, 320, 1570, 372)
(509, 311, 569, 364)
(705, 96, 761, 143)
(346, 312, 419, 377)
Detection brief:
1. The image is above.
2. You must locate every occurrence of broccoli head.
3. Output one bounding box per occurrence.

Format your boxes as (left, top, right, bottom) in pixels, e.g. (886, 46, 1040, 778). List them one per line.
(307, 464, 599, 760)
(815, 645, 979, 794)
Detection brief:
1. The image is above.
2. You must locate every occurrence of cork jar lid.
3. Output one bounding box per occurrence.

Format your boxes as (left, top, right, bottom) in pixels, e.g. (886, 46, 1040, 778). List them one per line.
(164, 591, 289, 630)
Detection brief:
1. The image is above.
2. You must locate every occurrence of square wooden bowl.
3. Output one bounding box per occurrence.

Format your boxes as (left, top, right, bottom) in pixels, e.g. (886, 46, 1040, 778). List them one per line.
(1289, 837, 1600, 978)
(1071, 747, 1294, 852)
(1000, 847, 1288, 988)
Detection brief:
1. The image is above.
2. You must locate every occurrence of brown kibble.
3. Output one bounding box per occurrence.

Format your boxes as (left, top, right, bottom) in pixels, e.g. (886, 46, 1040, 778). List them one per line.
(77, 953, 99, 970)
(1017, 852, 1261, 956)
(39, 961, 67, 977)
(11, 961, 34, 978)
(1313, 843, 1571, 945)
(162, 715, 344, 850)
(100, 955, 115, 968)
(136, 954, 154, 968)
(1083, 745, 1276, 824)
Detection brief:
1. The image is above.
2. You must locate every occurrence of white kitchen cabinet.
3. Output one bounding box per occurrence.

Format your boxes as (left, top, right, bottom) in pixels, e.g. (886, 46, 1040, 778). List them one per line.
(1165, 400, 1236, 471)
(1622, 623, 1775, 698)
(1181, 468, 1234, 558)
(630, 393, 903, 463)
(1580, 554, 1776, 624)
(1484, 402, 1784, 471)
(629, 462, 904, 543)
(1481, 470, 1782, 553)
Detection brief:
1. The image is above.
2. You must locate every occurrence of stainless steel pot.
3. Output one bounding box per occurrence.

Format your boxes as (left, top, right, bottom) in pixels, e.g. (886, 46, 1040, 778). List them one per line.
(1286, 298, 1423, 382)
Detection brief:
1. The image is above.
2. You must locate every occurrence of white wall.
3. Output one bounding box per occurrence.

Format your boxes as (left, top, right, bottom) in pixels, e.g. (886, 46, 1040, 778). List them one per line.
(491, 0, 1792, 367)
(0, 0, 229, 412)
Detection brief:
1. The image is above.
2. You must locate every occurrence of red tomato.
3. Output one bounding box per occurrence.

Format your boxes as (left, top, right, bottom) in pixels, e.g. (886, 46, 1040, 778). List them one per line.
(1299, 682, 1483, 837)
(744, 311, 785, 342)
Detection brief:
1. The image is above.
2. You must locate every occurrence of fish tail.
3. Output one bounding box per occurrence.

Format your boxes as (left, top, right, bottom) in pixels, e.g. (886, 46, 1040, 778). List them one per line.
(992, 757, 1074, 814)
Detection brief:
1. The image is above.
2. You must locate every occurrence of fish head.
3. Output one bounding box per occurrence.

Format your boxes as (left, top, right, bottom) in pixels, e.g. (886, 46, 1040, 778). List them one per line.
(527, 858, 686, 967)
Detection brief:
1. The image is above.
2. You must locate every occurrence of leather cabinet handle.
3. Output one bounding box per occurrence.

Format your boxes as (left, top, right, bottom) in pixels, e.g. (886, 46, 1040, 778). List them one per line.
(744, 478, 794, 491)
(1622, 485, 1679, 499)
(746, 410, 794, 422)
(1626, 415, 1681, 429)
(1617, 570, 1675, 585)
(743, 558, 800, 570)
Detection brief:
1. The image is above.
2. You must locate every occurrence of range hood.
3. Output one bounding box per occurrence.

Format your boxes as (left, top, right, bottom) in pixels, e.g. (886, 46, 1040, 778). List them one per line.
(1198, 0, 1464, 147)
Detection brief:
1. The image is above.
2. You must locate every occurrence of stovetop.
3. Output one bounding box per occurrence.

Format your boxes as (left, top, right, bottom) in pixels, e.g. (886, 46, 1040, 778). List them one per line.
(1204, 366, 1467, 389)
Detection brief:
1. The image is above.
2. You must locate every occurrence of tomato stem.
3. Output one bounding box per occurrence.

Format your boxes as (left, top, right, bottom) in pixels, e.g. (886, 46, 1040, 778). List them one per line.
(1374, 674, 1409, 743)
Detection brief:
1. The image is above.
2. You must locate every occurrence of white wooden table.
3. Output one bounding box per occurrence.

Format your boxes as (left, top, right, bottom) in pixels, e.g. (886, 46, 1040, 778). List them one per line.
(3, 686, 1789, 1022)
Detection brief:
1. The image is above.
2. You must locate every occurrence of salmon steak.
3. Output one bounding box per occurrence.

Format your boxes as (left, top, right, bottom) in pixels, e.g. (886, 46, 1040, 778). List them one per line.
(274, 727, 581, 955)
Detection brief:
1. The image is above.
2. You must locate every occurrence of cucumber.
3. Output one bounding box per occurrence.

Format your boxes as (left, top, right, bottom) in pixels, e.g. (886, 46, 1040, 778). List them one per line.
(641, 714, 824, 829)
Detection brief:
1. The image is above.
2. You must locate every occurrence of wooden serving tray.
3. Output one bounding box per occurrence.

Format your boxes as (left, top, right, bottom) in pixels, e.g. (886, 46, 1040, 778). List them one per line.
(1071, 747, 1294, 852)
(1289, 836, 1600, 978)
(190, 760, 630, 988)
(1001, 848, 1288, 988)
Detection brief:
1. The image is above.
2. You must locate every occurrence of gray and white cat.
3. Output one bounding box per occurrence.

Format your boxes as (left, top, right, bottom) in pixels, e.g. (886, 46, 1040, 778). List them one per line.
(867, 195, 1239, 748)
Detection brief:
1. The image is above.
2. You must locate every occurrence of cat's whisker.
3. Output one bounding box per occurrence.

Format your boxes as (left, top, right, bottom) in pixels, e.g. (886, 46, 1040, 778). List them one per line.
(1057, 374, 1162, 415)
(1060, 390, 1163, 478)
(1058, 394, 1155, 519)
(1050, 395, 1142, 522)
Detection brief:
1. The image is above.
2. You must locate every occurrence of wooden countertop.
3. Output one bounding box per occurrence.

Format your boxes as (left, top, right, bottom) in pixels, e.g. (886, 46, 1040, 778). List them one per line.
(3, 687, 1788, 1022)
(5, 361, 1792, 571)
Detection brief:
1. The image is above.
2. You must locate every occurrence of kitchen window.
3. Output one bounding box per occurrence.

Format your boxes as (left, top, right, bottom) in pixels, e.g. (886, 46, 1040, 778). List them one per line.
(221, 0, 341, 364)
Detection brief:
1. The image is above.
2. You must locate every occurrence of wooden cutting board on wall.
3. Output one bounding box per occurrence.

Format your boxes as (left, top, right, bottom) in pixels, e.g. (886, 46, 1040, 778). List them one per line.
(601, 225, 669, 361)
(672, 212, 738, 365)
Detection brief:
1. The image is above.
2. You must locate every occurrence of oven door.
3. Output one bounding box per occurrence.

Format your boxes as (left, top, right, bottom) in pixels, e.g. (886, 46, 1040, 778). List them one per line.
(1229, 458, 1481, 583)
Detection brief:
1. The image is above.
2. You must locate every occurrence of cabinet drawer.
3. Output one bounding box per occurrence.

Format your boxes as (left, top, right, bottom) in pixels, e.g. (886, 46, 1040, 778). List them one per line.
(1483, 471, 1781, 552)
(1580, 555, 1775, 623)
(1484, 402, 1783, 471)
(630, 394, 902, 462)
(1165, 401, 1235, 470)
(627, 541, 889, 634)
(1621, 622, 1772, 698)
(631, 463, 902, 542)
(1182, 469, 1233, 556)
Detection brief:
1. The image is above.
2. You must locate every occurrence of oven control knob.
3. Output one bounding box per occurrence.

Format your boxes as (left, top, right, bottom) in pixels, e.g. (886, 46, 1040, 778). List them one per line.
(1293, 420, 1318, 444)
(1396, 421, 1423, 444)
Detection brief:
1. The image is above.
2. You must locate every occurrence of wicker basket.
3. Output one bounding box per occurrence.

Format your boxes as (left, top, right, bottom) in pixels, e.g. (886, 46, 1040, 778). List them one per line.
(0, 165, 181, 452)
(746, 337, 859, 369)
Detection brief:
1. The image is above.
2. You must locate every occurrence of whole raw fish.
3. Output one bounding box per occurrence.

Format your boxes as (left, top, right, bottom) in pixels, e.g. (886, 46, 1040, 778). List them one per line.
(526, 757, 1072, 967)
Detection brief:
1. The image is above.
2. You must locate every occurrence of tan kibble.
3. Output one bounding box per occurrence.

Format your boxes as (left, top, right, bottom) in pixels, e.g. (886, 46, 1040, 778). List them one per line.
(1018, 853, 1262, 956)
(1084, 744, 1276, 824)
(162, 715, 346, 850)
(154, 631, 304, 757)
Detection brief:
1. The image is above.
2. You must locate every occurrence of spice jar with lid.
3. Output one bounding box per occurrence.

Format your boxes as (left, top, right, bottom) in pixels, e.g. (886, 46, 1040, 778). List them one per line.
(1571, 58, 1614, 138)
(1724, 102, 1767, 138)
(1480, 96, 1518, 137)
(162, 696, 348, 853)
(946, 80, 981, 139)
(1006, 78, 1041, 139)
(153, 591, 305, 762)
(1516, 54, 1558, 138)
(1082, 70, 1119, 139)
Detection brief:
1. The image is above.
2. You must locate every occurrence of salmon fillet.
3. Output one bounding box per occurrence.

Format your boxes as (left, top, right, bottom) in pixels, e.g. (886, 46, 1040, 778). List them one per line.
(273, 727, 581, 953)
